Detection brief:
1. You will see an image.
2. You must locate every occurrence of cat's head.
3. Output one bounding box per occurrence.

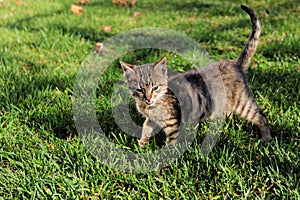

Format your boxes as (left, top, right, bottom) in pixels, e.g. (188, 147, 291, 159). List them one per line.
(120, 57, 168, 106)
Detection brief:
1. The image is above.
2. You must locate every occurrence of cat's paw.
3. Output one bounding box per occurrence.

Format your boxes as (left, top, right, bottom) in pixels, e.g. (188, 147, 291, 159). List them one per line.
(138, 138, 149, 148)
(261, 134, 273, 144)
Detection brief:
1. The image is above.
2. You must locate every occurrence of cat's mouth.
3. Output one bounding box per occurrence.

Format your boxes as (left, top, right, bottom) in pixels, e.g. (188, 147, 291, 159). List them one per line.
(144, 94, 165, 106)
(145, 100, 155, 106)
(144, 99, 155, 106)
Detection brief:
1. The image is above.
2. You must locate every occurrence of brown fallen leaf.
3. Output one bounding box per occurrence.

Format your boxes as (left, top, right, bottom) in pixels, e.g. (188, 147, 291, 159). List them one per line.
(133, 11, 142, 18)
(113, 0, 128, 6)
(77, 0, 88, 5)
(94, 42, 104, 54)
(14, 0, 22, 6)
(129, 0, 137, 6)
(70, 4, 84, 14)
(103, 26, 112, 32)
(119, 0, 128, 6)
(113, 0, 137, 6)
(113, 0, 120, 5)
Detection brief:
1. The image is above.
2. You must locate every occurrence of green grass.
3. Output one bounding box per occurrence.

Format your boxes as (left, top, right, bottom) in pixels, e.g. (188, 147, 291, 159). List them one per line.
(0, 0, 299, 199)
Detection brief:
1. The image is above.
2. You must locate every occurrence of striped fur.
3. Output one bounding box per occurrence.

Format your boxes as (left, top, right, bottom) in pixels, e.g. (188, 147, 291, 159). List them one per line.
(120, 5, 272, 147)
(234, 5, 261, 71)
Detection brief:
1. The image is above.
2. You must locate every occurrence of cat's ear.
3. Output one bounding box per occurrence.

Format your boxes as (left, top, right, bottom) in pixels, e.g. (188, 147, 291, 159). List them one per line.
(119, 61, 136, 74)
(155, 56, 167, 66)
(154, 56, 167, 74)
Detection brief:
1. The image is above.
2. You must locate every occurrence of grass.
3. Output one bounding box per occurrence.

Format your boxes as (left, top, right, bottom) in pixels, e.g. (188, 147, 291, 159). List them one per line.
(0, 0, 299, 199)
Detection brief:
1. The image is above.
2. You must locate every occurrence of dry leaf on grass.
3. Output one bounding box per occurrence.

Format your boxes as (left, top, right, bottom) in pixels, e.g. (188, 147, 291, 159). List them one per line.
(103, 26, 112, 32)
(70, 4, 84, 14)
(77, 0, 88, 5)
(94, 42, 104, 54)
(113, 0, 136, 6)
(14, 0, 22, 6)
(133, 11, 142, 18)
(130, 0, 137, 6)
(113, 0, 127, 5)
(112, 0, 120, 5)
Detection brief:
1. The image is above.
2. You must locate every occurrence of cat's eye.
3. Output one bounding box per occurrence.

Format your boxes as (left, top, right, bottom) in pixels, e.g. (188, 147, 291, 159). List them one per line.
(152, 86, 159, 91)
(136, 88, 145, 93)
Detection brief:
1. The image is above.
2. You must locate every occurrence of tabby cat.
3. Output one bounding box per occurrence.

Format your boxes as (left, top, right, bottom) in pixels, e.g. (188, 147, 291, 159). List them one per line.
(120, 5, 272, 147)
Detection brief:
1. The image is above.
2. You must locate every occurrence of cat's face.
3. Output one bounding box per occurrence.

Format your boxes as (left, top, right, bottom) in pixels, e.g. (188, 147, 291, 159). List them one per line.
(120, 57, 168, 106)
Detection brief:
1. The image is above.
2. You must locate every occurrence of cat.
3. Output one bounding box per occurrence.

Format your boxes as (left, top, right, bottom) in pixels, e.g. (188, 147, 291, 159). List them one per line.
(119, 5, 273, 147)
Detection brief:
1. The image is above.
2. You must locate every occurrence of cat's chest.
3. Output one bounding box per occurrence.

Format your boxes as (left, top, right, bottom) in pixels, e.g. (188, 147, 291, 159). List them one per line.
(137, 100, 176, 121)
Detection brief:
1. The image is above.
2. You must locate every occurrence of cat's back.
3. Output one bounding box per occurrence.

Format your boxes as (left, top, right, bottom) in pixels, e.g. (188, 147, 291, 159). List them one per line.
(182, 60, 247, 119)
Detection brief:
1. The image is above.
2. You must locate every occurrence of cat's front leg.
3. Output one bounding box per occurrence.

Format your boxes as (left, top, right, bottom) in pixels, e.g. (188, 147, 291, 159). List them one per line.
(138, 118, 154, 147)
(163, 119, 180, 145)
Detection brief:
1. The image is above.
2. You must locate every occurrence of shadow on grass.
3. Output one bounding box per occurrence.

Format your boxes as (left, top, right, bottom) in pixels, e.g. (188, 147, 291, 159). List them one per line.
(260, 40, 300, 59)
(167, 0, 299, 16)
(1, 6, 114, 42)
(1, 56, 76, 139)
(50, 22, 114, 42)
(2, 9, 65, 31)
(249, 66, 299, 141)
(164, 1, 241, 16)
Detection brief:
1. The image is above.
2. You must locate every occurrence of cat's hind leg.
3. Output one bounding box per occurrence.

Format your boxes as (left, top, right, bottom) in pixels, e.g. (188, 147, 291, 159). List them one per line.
(233, 94, 272, 142)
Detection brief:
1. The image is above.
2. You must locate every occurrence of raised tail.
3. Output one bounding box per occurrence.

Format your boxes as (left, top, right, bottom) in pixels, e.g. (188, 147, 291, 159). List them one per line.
(234, 5, 261, 71)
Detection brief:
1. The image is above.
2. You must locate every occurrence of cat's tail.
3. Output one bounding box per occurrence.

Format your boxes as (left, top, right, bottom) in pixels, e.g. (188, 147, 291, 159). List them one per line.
(234, 5, 261, 71)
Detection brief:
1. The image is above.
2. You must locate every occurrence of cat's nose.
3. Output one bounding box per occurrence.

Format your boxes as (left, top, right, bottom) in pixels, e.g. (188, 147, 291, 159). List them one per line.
(145, 93, 152, 101)
(144, 94, 153, 105)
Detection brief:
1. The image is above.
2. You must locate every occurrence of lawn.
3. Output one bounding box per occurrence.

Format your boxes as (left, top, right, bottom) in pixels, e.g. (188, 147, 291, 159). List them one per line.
(0, 0, 299, 199)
